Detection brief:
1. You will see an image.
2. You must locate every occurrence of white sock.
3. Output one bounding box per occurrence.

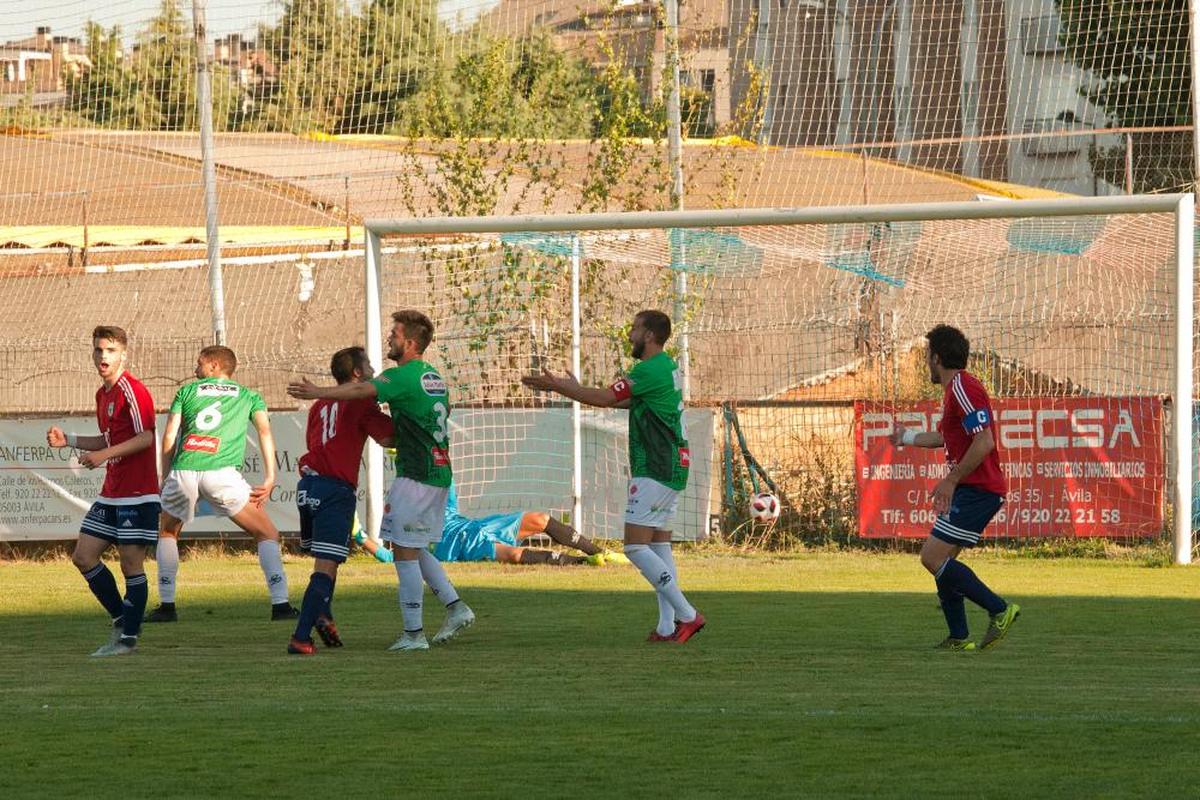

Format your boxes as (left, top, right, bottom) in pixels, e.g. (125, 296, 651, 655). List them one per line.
(625, 544, 696, 624)
(257, 539, 289, 604)
(650, 542, 678, 636)
(155, 536, 179, 603)
(395, 560, 424, 632)
(418, 549, 460, 606)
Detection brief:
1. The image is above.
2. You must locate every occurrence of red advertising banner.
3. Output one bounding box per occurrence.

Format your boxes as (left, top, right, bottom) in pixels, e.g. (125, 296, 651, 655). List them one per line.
(855, 397, 1164, 539)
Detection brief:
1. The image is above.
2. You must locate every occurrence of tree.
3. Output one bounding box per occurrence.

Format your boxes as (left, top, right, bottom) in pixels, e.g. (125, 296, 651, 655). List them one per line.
(404, 32, 597, 139)
(1055, 0, 1193, 192)
(255, 0, 359, 132)
(133, 0, 197, 130)
(342, 0, 443, 133)
(67, 23, 138, 127)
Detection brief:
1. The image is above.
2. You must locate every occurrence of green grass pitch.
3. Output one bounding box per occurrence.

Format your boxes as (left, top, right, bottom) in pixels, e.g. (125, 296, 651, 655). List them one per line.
(2, 551, 1198, 798)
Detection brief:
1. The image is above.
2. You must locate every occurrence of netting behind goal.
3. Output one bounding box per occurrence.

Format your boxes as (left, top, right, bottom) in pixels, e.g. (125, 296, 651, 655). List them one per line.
(373, 200, 1188, 546)
(0, 251, 363, 414)
(1, 0, 1194, 243)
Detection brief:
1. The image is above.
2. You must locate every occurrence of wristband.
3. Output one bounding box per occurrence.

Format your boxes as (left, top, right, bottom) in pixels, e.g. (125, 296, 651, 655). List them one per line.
(66, 432, 79, 448)
(900, 429, 918, 446)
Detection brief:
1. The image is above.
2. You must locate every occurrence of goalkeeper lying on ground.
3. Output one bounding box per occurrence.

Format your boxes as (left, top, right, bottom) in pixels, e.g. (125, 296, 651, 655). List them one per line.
(431, 484, 628, 566)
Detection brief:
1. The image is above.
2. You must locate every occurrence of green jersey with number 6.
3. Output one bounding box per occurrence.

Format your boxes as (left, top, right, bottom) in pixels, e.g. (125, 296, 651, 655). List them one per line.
(169, 378, 267, 471)
(609, 352, 690, 491)
(371, 359, 452, 487)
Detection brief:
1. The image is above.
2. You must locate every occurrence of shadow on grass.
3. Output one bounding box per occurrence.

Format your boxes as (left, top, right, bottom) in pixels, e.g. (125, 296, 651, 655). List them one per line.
(2, 585, 1198, 799)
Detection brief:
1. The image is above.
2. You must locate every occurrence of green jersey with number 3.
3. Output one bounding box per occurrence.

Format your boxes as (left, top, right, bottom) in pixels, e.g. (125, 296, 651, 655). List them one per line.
(169, 378, 267, 471)
(611, 352, 690, 491)
(371, 360, 452, 487)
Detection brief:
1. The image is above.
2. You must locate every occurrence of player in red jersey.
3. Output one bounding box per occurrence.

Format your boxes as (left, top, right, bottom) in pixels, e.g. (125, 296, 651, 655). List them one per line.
(46, 326, 159, 657)
(890, 325, 1021, 651)
(287, 346, 396, 655)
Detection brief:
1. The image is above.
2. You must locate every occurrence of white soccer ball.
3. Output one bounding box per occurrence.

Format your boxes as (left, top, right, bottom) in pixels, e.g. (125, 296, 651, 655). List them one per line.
(749, 492, 780, 523)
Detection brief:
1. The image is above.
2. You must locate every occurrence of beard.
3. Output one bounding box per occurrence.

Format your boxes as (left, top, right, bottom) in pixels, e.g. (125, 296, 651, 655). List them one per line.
(632, 340, 645, 359)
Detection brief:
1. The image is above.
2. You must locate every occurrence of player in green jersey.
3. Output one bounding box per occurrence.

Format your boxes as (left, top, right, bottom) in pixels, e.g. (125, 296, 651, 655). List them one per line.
(522, 310, 705, 643)
(147, 345, 297, 622)
(288, 310, 475, 651)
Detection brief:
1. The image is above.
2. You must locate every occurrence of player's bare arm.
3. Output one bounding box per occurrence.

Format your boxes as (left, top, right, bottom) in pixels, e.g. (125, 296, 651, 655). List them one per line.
(889, 426, 944, 448)
(250, 410, 277, 507)
(78, 429, 156, 470)
(931, 428, 995, 514)
(46, 426, 106, 451)
(521, 368, 622, 408)
(159, 412, 182, 483)
(287, 377, 377, 401)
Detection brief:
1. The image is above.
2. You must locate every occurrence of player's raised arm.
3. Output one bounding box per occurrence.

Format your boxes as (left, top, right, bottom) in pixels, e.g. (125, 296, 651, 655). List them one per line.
(46, 425, 107, 452)
(288, 376, 377, 402)
(521, 368, 624, 409)
(250, 409, 277, 507)
(890, 426, 944, 448)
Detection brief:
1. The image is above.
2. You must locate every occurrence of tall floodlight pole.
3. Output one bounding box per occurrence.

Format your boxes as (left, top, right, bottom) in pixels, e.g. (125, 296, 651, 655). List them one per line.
(1190, 0, 1200, 190)
(193, 0, 226, 344)
(665, 0, 690, 400)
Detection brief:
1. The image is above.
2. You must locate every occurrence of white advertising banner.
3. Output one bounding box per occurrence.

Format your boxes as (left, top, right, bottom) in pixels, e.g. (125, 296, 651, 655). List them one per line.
(0, 408, 714, 542)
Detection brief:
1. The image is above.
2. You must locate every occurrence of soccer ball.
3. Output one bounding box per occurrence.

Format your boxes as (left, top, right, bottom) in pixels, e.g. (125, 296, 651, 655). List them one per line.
(749, 492, 780, 523)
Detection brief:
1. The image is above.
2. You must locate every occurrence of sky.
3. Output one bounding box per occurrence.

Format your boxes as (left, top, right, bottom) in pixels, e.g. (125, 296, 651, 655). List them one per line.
(1, 0, 494, 42)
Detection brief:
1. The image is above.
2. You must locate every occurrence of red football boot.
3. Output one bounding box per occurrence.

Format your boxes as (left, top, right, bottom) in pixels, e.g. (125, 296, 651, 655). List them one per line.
(673, 613, 706, 643)
(287, 637, 316, 655)
(314, 615, 343, 648)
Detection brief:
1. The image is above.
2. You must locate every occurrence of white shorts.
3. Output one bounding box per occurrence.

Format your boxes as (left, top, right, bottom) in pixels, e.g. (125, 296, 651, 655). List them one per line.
(161, 467, 251, 523)
(624, 477, 679, 529)
(379, 477, 449, 549)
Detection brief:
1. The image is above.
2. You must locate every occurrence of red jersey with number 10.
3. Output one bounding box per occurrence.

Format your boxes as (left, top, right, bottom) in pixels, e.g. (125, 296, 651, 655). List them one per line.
(938, 371, 1006, 496)
(298, 397, 394, 487)
(96, 372, 159, 504)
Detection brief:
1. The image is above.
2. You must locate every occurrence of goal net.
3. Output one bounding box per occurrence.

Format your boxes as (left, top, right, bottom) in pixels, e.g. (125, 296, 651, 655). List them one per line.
(366, 195, 1194, 561)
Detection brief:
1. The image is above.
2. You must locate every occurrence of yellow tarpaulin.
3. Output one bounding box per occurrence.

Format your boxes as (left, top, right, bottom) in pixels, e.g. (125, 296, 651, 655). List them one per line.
(0, 226, 362, 249)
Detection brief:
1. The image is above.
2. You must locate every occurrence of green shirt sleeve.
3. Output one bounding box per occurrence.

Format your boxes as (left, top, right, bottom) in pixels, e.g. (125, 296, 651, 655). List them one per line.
(169, 385, 188, 414)
(627, 359, 662, 397)
(371, 367, 409, 406)
(249, 390, 267, 415)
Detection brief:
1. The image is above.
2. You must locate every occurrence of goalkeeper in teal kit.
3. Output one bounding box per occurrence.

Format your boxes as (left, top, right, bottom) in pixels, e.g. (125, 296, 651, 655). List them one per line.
(434, 483, 626, 566)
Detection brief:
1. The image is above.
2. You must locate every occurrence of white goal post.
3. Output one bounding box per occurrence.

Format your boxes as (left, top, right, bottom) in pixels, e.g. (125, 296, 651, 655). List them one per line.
(364, 194, 1194, 564)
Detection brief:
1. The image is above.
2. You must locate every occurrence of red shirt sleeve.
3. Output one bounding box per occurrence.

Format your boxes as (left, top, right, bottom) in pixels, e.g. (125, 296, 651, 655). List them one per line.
(609, 377, 633, 402)
(360, 403, 395, 445)
(954, 375, 994, 435)
(125, 379, 156, 434)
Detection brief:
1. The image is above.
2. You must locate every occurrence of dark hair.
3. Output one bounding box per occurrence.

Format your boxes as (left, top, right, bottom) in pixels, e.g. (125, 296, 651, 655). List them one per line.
(926, 325, 969, 370)
(391, 310, 434, 353)
(92, 325, 128, 347)
(330, 346, 369, 384)
(635, 309, 672, 345)
(199, 345, 238, 375)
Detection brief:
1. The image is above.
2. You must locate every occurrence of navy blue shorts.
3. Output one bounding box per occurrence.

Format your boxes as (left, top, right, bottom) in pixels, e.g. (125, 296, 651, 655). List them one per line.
(297, 474, 357, 563)
(930, 485, 1003, 548)
(80, 501, 160, 546)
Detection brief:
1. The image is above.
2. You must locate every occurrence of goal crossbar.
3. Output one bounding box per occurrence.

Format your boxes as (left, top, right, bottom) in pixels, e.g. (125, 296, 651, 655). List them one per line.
(365, 194, 1189, 236)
